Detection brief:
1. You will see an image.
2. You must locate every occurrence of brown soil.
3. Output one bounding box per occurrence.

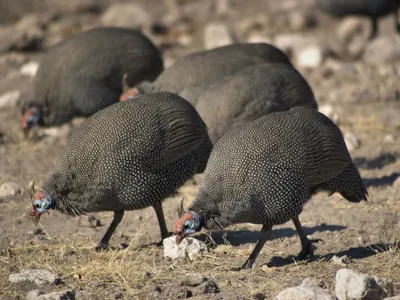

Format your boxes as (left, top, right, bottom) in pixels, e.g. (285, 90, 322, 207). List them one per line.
(1, 0, 400, 299)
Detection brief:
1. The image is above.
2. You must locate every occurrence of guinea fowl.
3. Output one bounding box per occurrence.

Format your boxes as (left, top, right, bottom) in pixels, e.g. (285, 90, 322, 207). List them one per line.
(174, 106, 367, 269)
(21, 27, 163, 137)
(317, 0, 400, 39)
(28, 92, 212, 249)
(195, 63, 318, 144)
(120, 43, 292, 104)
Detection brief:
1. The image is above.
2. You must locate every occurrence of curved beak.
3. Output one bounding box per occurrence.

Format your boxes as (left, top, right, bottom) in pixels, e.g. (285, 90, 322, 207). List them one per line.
(20, 117, 30, 139)
(175, 231, 186, 245)
(29, 210, 41, 225)
(119, 88, 141, 101)
(23, 127, 30, 139)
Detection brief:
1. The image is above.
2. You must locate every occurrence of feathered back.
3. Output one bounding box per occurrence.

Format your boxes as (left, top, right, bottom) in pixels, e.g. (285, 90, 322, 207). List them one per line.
(192, 107, 366, 227)
(44, 92, 212, 214)
(195, 63, 318, 144)
(28, 27, 163, 126)
(317, 0, 399, 17)
(139, 43, 292, 105)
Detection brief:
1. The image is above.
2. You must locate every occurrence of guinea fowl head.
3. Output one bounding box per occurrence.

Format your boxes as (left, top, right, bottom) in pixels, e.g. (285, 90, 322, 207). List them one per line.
(119, 88, 141, 101)
(28, 182, 54, 225)
(20, 107, 40, 137)
(174, 211, 204, 245)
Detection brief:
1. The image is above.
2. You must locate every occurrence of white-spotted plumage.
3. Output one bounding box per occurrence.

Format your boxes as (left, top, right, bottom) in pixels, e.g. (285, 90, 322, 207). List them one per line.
(43, 92, 212, 247)
(188, 106, 367, 268)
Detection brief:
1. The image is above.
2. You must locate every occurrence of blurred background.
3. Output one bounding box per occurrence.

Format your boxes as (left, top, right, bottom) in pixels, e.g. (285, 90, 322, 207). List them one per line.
(0, 1, 399, 299)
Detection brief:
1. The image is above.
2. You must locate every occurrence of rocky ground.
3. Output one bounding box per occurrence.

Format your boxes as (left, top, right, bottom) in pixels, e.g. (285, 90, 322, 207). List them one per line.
(0, 0, 400, 299)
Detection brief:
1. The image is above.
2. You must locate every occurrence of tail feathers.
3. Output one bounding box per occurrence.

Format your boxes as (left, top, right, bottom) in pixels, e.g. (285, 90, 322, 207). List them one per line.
(321, 163, 368, 203)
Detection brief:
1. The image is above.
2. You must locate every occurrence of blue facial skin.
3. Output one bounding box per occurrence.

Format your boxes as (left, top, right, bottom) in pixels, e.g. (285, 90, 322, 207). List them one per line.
(27, 108, 40, 128)
(183, 211, 204, 235)
(183, 219, 199, 235)
(33, 194, 54, 214)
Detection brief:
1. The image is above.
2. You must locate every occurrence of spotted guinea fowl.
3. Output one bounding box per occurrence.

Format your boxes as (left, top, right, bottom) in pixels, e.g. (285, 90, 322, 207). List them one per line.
(120, 43, 292, 104)
(21, 27, 163, 137)
(175, 106, 367, 269)
(195, 63, 318, 144)
(317, 0, 400, 39)
(28, 92, 212, 249)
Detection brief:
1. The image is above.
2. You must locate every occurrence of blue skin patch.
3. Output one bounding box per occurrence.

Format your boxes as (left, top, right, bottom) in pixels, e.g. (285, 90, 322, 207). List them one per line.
(183, 219, 200, 235)
(26, 107, 41, 128)
(33, 195, 53, 214)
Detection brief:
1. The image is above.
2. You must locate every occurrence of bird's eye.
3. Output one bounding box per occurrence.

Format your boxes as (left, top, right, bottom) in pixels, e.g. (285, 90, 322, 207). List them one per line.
(184, 220, 192, 229)
(33, 200, 42, 209)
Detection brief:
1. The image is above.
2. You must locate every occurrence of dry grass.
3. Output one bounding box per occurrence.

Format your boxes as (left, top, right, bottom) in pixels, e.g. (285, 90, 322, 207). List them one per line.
(1, 215, 400, 299)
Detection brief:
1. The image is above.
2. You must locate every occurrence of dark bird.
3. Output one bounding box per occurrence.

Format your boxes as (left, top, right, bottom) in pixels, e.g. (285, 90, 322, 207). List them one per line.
(317, 0, 400, 39)
(120, 43, 292, 105)
(174, 106, 367, 269)
(195, 63, 318, 144)
(21, 27, 163, 137)
(28, 92, 212, 249)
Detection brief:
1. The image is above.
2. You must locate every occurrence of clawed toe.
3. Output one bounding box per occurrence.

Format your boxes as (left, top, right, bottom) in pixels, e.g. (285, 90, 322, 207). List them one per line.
(95, 243, 110, 252)
(297, 239, 322, 260)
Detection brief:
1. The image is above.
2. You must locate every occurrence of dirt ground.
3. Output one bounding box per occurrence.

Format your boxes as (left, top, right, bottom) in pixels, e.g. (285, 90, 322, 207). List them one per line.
(0, 0, 400, 299)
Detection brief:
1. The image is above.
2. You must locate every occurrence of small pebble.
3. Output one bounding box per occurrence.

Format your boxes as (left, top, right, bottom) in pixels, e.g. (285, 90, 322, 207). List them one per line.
(0, 90, 21, 108)
(203, 22, 235, 50)
(203, 279, 220, 294)
(344, 133, 360, 152)
(0, 182, 22, 198)
(393, 176, 400, 188)
(252, 292, 266, 300)
(27, 228, 43, 236)
(176, 287, 192, 299)
(19, 61, 39, 77)
(73, 274, 81, 280)
(296, 45, 324, 68)
(181, 274, 207, 287)
(384, 134, 395, 143)
(330, 255, 351, 266)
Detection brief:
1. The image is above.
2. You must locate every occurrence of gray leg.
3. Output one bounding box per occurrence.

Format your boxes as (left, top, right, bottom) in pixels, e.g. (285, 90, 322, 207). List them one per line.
(370, 17, 378, 39)
(241, 224, 272, 270)
(292, 216, 321, 259)
(96, 210, 124, 251)
(153, 201, 169, 241)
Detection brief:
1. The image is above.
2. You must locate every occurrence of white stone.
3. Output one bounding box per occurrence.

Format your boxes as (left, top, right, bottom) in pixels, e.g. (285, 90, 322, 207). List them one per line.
(203, 22, 236, 50)
(163, 236, 208, 261)
(318, 105, 339, 124)
(101, 3, 152, 29)
(0, 90, 21, 108)
(384, 134, 395, 143)
(41, 124, 73, 138)
(273, 34, 325, 68)
(335, 269, 393, 300)
(336, 17, 368, 43)
(20, 61, 39, 77)
(9, 269, 60, 286)
(344, 133, 360, 152)
(0, 182, 21, 198)
(330, 255, 351, 267)
(216, 0, 230, 15)
(363, 36, 400, 66)
(296, 45, 324, 68)
(247, 32, 273, 44)
(393, 176, 400, 188)
(276, 278, 334, 300)
(26, 289, 75, 300)
(177, 34, 193, 47)
(288, 11, 316, 31)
